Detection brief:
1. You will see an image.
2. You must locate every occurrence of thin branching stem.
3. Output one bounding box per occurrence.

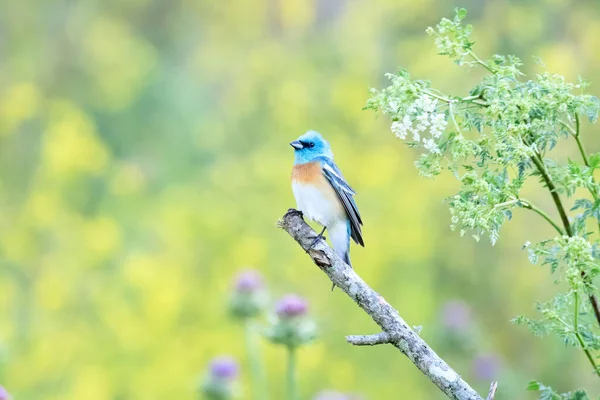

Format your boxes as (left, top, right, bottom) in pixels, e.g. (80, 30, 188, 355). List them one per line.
(467, 50, 495, 74)
(420, 89, 488, 109)
(529, 151, 600, 331)
(567, 113, 600, 332)
(558, 119, 577, 136)
(449, 103, 461, 133)
(529, 153, 573, 236)
(573, 290, 599, 373)
(570, 113, 600, 245)
(572, 114, 592, 171)
(421, 89, 452, 103)
(494, 198, 564, 235)
(286, 345, 298, 400)
(519, 199, 565, 236)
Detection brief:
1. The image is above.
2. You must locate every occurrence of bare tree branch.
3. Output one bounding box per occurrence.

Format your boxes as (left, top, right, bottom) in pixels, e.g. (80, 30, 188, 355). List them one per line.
(278, 209, 484, 400)
(346, 332, 391, 346)
(486, 382, 498, 400)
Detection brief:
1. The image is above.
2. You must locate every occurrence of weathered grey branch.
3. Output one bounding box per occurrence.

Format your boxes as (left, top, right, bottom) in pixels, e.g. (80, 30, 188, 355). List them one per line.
(486, 382, 498, 400)
(346, 332, 391, 346)
(278, 209, 484, 400)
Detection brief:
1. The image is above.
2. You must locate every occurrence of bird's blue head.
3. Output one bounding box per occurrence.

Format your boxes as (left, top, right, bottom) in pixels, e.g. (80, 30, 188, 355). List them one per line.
(290, 130, 333, 164)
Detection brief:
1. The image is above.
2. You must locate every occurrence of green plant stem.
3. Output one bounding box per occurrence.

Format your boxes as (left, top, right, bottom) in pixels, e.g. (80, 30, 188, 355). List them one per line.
(461, 96, 488, 107)
(558, 119, 577, 136)
(245, 321, 268, 400)
(419, 89, 488, 108)
(494, 198, 564, 235)
(571, 114, 600, 241)
(529, 153, 573, 236)
(573, 290, 599, 374)
(566, 113, 600, 333)
(572, 114, 592, 172)
(448, 103, 461, 133)
(574, 136, 589, 168)
(530, 152, 600, 330)
(286, 346, 298, 400)
(467, 50, 495, 74)
(519, 199, 564, 236)
(421, 89, 452, 103)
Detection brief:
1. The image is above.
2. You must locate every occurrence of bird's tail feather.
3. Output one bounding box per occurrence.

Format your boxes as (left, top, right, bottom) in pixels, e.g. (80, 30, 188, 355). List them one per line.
(331, 252, 352, 291)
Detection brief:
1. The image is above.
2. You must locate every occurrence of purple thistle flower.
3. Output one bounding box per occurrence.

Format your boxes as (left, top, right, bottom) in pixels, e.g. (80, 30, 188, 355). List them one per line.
(313, 391, 350, 400)
(313, 391, 363, 400)
(234, 269, 264, 293)
(472, 353, 500, 381)
(266, 293, 316, 347)
(209, 356, 239, 380)
(0, 386, 10, 400)
(441, 300, 472, 332)
(275, 294, 308, 318)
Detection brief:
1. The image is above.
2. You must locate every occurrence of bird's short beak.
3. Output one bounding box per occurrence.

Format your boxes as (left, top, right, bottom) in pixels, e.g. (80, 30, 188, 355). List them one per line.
(290, 140, 303, 150)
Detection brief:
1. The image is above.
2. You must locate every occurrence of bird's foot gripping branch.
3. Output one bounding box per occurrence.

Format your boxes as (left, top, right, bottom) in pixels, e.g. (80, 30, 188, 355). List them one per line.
(278, 209, 496, 400)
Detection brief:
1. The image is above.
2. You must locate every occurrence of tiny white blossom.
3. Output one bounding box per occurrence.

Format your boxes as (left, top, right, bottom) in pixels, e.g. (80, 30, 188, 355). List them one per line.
(390, 93, 448, 148)
(420, 95, 437, 113)
(417, 112, 430, 125)
(423, 138, 441, 154)
(391, 121, 407, 139)
(430, 113, 447, 138)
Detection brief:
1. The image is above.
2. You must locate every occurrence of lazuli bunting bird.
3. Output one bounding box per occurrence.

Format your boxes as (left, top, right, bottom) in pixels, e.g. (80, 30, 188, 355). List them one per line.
(290, 131, 364, 286)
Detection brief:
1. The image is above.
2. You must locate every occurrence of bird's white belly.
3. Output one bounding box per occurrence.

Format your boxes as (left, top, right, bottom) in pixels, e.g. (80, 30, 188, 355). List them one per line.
(291, 182, 341, 227)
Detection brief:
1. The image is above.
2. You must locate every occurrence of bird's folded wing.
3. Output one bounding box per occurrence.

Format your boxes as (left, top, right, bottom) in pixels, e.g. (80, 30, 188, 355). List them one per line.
(320, 159, 364, 247)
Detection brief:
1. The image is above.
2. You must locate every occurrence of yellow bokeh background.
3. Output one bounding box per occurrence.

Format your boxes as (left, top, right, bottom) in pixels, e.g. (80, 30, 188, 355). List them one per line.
(1, 0, 600, 398)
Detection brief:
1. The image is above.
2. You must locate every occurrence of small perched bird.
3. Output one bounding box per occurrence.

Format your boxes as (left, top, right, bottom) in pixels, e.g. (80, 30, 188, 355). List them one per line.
(290, 131, 364, 287)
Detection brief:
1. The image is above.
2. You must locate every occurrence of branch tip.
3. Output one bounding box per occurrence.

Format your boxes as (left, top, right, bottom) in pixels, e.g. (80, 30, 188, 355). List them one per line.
(486, 382, 498, 400)
(346, 332, 392, 346)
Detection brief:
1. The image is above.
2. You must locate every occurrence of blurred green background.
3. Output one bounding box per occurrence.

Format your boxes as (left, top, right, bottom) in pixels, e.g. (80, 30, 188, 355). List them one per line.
(1, 0, 600, 398)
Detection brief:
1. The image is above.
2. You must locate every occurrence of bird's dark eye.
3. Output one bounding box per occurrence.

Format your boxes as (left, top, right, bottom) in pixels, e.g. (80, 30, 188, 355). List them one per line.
(299, 140, 315, 149)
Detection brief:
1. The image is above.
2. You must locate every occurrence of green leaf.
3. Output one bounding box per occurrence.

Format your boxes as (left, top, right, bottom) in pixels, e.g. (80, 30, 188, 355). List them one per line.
(588, 153, 600, 169)
(528, 249, 539, 265)
(527, 381, 541, 391)
(571, 199, 593, 212)
(456, 8, 467, 20)
(567, 390, 589, 400)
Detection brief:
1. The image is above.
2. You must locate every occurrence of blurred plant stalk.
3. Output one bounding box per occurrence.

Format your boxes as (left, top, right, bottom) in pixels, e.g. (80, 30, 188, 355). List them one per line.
(229, 269, 269, 400)
(286, 344, 298, 400)
(245, 320, 269, 400)
(266, 294, 317, 400)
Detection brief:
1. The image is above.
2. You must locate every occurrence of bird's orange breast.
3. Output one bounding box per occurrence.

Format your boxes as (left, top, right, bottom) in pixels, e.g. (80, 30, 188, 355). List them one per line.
(291, 162, 322, 184)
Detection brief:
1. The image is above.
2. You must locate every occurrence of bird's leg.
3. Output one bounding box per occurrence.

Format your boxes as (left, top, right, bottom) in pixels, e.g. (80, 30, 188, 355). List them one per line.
(306, 226, 327, 253)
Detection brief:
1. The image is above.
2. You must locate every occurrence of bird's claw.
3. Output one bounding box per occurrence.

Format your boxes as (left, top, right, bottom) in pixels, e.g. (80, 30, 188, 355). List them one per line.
(306, 228, 327, 253)
(305, 236, 326, 253)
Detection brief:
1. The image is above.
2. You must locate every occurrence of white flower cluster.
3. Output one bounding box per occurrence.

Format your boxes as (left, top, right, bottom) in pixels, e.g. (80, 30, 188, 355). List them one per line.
(390, 94, 447, 154)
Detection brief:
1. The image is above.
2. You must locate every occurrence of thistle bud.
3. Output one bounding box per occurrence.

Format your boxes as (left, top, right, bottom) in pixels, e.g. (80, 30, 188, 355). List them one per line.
(199, 356, 240, 399)
(0, 386, 10, 400)
(441, 300, 472, 334)
(472, 353, 501, 381)
(266, 294, 317, 348)
(275, 294, 308, 318)
(228, 269, 268, 320)
(436, 300, 477, 353)
(313, 390, 363, 400)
